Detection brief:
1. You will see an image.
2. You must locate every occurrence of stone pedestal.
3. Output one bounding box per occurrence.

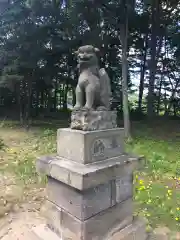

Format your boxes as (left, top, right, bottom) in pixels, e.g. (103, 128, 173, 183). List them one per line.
(71, 110, 117, 131)
(34, 122, 148, 239)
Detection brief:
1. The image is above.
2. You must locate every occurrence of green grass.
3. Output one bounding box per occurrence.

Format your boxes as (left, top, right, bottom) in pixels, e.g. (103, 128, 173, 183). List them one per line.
(0, 121, 57, 184)
(128, 120, 180, 231)
(0, 119, 180, 231)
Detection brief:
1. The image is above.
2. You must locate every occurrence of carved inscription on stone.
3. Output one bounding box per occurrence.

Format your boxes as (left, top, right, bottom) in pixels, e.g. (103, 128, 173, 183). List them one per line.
(92, 139, 105, 157)
(116, 175, 133, 203)
(91, 135, 122, 160)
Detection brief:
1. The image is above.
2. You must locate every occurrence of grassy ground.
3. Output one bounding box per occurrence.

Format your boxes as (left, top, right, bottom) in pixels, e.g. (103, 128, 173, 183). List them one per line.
(129, 120, 180, 231)
(0, 118, 179, 231)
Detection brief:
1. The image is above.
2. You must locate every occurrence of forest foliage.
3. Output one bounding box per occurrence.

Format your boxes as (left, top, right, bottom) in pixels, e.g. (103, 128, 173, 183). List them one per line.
(0, 0, 180, 126)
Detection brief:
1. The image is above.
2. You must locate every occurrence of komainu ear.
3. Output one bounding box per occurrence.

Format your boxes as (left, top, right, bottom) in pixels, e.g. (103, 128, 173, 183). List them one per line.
(74, 50, 79, 55)
(94, 47, 100, 53)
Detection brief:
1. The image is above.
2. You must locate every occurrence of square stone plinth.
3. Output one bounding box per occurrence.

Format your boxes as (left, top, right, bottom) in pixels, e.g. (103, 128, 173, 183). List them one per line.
(36, 154, 142, 190)
(32, 217, 148, 240)
(47, 174, 133, 220)
(57, 128, 124, 164)
(32, 225, 61, 240)
(70, 110, 117, 131)
(39, 198, 133, 240)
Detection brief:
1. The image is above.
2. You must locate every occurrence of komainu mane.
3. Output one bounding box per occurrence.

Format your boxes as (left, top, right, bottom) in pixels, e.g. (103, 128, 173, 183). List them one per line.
(73, 45, 112, 111)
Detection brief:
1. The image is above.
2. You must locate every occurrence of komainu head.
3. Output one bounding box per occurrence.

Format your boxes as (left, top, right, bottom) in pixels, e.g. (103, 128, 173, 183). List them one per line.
(75, 45, 100, 66)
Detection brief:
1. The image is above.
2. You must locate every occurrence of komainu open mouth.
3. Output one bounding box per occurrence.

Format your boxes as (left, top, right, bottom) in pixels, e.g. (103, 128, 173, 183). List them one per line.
(78, 55, 93, 61)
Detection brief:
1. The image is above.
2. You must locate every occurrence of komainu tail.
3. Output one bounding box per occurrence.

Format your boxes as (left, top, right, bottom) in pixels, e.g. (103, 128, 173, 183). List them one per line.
(99, 68, 112, 109)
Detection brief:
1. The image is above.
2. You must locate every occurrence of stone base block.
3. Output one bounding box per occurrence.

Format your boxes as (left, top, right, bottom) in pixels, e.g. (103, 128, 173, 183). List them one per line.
(108, 217, 148, 240)
(37, 154, 141, 190)
(57, 128, 124, 164)
(32, 224, 61, 240)
(32, 218, 147, 240)
(41, 198, 133, 240)
(70, 110, 117, 131)
(47, 174, 133, 220)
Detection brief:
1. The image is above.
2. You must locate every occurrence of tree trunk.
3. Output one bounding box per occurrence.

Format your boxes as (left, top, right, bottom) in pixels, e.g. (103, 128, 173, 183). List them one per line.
(18, 80, 26, 126)
(45, 86, 52, 112)
(164, 79, 180, 116)
(173, 101, 177, 117)
(24, 77, 33, 130)
(164, 91, 168, 114)
(53, 80, 58, 111)
(19, 93, 23, 125)
(138, 34, 148, 112)
(157, 78, 163, 115)
(157, 59, 165, 115)
(63, 84, 68, 110)
(35, 89, 39, 117)
(120, 10, 131, 139)
(147, 0, 160, 118)
(72, 87, 76, 106)
(40, 90, 44, 110)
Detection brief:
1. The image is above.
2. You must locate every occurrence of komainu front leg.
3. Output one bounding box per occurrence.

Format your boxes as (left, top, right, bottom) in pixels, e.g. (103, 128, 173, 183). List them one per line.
(74, 85, 83, 110)
(83, 84, 96, 110)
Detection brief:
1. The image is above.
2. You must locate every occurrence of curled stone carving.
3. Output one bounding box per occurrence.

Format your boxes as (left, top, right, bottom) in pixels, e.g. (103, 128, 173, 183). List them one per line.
(70, 110, 117, 131)
(92, 139, 105, 157)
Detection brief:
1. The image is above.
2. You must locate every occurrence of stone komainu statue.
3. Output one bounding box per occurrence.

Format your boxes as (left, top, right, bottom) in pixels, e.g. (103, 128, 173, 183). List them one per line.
(73, 45, 112, 111)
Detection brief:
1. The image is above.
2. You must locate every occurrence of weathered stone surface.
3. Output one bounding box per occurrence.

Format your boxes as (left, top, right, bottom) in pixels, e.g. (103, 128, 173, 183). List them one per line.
(47, 177, 112, 220)
(46, 175, 133, 221)
(40, 199, 133, 240)
(82, 199, 133, 240)
(31, 219, 148, 240)
(36, 157, 53, 174)
(32, 224, 61, 240)
(40, 200, 62, 237)
(111, 174, 133, 205)
(115, 174, 133, 203)
(36, 154, 141, 190)
(71, 110, 117, 131)
(57, 128, 124, 164)
(108, 217, 148, 240)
